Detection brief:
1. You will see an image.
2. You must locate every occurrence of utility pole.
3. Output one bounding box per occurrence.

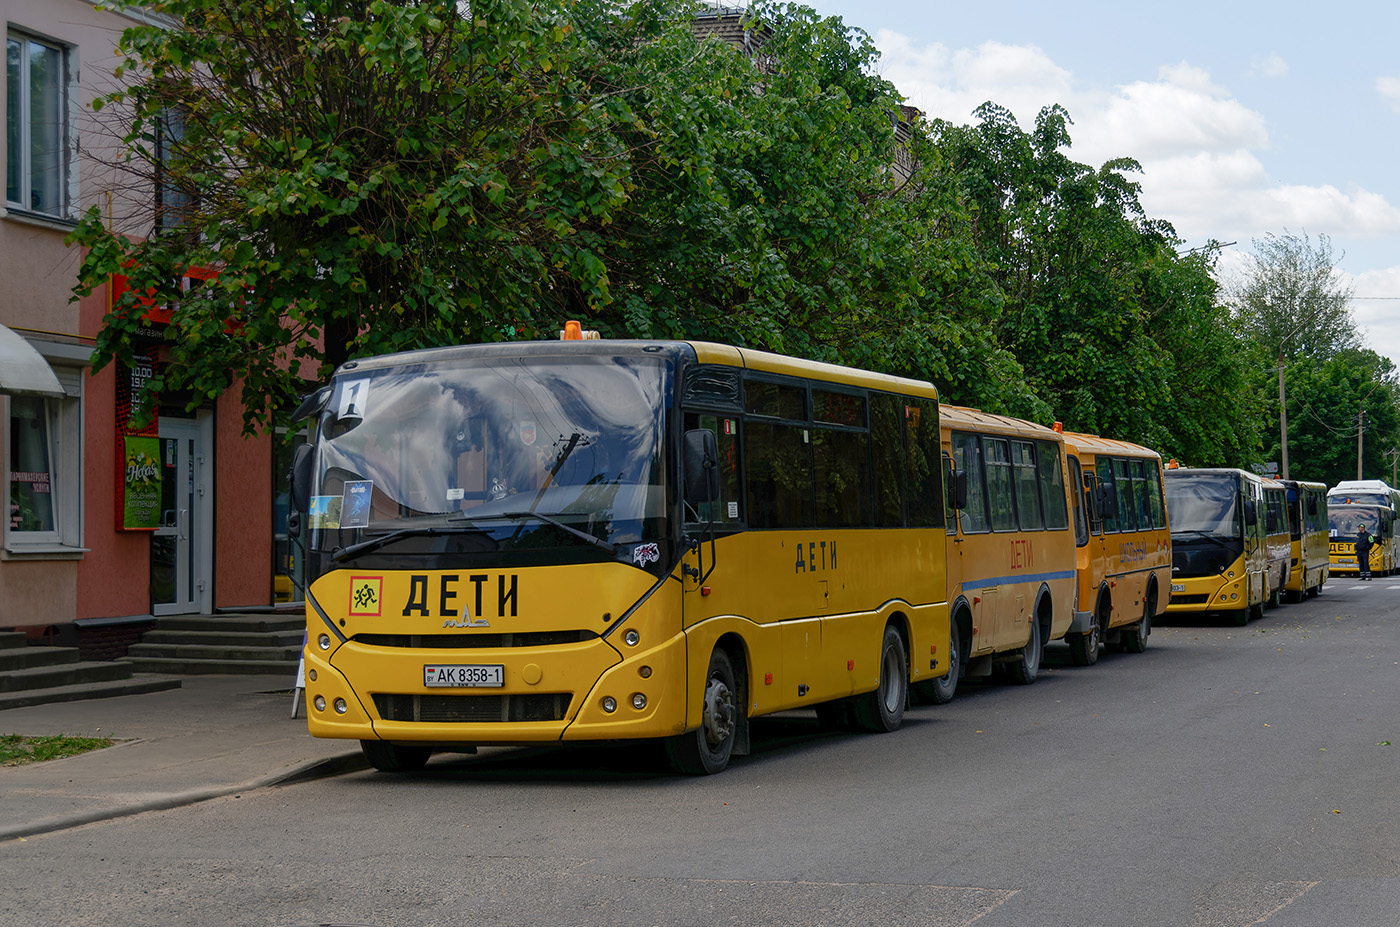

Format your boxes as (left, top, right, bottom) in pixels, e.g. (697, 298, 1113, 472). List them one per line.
(1278, 351, 1289, 480)
(1357, 410, 1365, 479)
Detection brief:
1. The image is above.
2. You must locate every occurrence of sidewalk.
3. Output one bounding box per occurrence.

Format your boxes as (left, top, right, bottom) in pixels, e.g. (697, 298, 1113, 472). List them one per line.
(0, 675, 367, 841)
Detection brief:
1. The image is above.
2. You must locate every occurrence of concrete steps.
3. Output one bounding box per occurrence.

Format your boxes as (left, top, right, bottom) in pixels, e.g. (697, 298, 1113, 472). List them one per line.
(121, 613, 306, 677)
(0, 632, 180, 711)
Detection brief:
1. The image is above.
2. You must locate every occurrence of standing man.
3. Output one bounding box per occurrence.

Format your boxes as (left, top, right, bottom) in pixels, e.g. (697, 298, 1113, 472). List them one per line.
(1355, 523, 1374, 581)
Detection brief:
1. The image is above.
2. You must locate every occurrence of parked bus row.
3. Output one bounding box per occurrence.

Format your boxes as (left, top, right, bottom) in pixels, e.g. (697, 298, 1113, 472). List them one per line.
(1162, 468, 1330, 626)
(284, 334, 1348, 775)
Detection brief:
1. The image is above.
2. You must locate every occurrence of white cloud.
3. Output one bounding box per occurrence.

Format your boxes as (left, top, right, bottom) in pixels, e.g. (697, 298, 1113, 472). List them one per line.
(1252, 53, 1289, 79)
(870, 33, 1400, 254)
(1350, 266, 1400, 367)
(1377, 76, 1400, 114)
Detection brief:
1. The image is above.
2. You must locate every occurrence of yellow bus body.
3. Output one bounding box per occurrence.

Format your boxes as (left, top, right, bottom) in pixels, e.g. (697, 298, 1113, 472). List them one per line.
(1327, 503, 1397, 577)
(1281, 480, 1328, 599)
(1060, 432, 1171, 663)
(301, 340, 949, 769)
(1164, 468, 1268, 624)
(939, 405, 1076, 685)
(1261, 478, 1291, 607)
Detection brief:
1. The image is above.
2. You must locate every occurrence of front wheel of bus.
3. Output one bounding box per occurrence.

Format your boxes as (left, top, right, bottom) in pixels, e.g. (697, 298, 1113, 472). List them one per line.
(917, 623, 962, 705)
(666, 648, 740, 775)
(1068, 620, 1100, 667)
(1007, 616, 1042, 685)
(853, 624, 908, 732)
(360, 740, 432, 773)
(1122, 589, 1153, 654)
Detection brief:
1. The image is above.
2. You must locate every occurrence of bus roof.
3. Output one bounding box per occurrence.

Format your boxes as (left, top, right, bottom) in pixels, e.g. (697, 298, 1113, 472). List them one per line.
(939, 404, 1062, 440)
(333, 339, 938, 400)
(1060, 432, 1162, 460)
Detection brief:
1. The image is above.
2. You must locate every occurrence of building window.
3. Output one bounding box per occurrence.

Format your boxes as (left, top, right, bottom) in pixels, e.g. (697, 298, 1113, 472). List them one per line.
(4, 354, 84, 555)
(8, 396, 57, 536)
(6, 30, 72, 218)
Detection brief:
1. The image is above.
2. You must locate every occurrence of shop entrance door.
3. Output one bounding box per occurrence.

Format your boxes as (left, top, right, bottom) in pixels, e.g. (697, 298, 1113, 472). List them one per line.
(151, 416, 213, 615)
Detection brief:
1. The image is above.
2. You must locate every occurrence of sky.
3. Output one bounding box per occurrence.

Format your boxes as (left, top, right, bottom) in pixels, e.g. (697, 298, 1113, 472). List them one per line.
(808, 0, 1400, 367)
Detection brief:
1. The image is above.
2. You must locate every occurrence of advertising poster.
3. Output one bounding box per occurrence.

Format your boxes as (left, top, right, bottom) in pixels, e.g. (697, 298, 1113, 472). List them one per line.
(121, 435, 162, 530)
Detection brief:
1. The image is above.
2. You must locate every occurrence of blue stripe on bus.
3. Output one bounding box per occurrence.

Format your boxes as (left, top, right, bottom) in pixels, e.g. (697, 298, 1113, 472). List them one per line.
(959, 570, 1078, 591)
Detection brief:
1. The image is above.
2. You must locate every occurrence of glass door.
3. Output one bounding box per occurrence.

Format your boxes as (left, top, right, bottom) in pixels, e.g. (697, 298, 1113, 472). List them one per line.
(152, 417, 212, 615)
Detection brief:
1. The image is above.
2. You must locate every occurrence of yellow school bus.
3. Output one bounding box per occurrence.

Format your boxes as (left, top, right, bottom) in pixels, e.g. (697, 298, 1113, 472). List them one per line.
(1261, 478, 1292, 608)
(1327, 503, 1396, 577)
(1163, 468, 1267, 625)
(290, 336, 949, 774)
(1060, 433, 1171, 665)
(1281, 480, 1328, 600)
(923, 406, 1075, 702)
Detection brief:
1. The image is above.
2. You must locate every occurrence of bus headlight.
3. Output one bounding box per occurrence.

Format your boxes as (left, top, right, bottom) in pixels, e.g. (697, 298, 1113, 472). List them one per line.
(314, 695, 326, 712)
(602, 696, 617, 713)
(631, 693, 647, 710)
(334, 698, 348, 714)
(624, 629, 640, 646)
(318, 634, 331, 650)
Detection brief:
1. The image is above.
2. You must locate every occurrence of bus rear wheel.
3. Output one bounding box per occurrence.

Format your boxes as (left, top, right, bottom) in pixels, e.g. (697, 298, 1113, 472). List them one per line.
(853, 624, 908, 732)
(666, 648, 740, 775)
(360, 740, 432, 772)
(1006, 616, 1042, 685)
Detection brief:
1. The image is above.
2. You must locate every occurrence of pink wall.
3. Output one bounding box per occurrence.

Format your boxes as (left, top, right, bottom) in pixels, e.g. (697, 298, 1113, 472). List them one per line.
(214, 387, 273, 607)
(75, 331, 157, 620)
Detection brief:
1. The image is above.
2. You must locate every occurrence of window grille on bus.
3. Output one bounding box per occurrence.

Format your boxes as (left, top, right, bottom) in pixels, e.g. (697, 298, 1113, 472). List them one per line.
(1169, 594, 1211, 605)
(353, 631, 597, 649)
(372, 693, 572, 723)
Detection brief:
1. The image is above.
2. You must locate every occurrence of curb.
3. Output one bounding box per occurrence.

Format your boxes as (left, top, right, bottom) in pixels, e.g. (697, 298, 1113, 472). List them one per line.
(0, 748, 368, 842)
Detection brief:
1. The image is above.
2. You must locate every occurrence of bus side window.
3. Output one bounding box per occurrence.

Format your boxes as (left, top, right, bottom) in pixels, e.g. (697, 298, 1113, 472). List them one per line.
(1097, 459, 1119, 533)
(985, 437, 1016, 532)
(871, 394, 905, 527)
(1069, 456, 1088, 547)
(953, 432, 989, 534)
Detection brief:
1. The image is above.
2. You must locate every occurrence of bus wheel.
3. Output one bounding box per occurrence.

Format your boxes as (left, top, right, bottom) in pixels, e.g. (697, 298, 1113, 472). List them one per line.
(666, 648, 739, 775)
(914, 623, 962, 705)
(853, 624, 908, 732)
(360, 740, 432, 772)
(1068, 621, 1100, 667)
(1122, 590, 1153, 654)
(1006, 616, 1042, 685)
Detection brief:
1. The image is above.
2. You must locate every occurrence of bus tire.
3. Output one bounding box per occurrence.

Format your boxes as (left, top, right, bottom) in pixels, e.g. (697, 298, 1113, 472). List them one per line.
(1006, 615, 1042, 685)
(853, 624, 908, 732)
(1068, 621, 1100, 667)
(1122, 588, 1153, 654)
(666, 647, 740, 775)
(915, 621, 962, 705)
(360, 740, 432, 772)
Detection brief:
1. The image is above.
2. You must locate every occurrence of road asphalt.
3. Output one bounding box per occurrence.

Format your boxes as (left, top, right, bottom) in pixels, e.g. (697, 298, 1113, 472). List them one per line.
(0, 675, 367, 841)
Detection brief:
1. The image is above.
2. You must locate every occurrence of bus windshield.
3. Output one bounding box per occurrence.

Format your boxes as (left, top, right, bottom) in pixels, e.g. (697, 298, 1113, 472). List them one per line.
(1329, 506, 1383, 538)
(308, 355, 670, 559)
(1166, 472, 1239, 539)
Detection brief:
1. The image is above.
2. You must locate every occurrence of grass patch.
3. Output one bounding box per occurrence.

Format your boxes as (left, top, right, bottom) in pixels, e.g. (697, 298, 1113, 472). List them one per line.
(0, 733, 115, 766)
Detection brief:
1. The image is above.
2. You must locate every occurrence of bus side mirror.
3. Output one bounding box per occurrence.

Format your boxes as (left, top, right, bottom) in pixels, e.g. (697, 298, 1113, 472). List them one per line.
(1242, 498, 1257, 527)
(289, 444, 314, 517)
(952, 468, 968, 510)
(684, 429, 720, 508)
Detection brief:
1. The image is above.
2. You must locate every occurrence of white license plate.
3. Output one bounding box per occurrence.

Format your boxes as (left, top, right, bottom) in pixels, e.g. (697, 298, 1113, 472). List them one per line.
(1339, 558, 1356, 565)
(424, 664, 504, 688)
(1171, 583, 1185, 593)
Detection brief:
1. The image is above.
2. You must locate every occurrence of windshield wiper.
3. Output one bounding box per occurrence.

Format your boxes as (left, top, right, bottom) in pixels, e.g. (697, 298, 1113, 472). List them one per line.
(1171, 529, 1236, 551)
(497, 510, 616, 554)
(332, 523, 489, 562)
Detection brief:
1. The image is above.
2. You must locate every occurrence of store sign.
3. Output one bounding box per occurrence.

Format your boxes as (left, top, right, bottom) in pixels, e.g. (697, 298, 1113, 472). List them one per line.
(120, 436, 162, 530)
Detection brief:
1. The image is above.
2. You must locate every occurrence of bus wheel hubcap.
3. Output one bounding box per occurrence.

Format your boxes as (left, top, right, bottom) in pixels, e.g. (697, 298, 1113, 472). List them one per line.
(702, 678, 734, 748)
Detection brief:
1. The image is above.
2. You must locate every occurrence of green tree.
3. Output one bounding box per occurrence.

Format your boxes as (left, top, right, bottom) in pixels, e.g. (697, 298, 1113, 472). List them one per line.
(72, 0, 666, 429)
(1259, 350, 1400, 486)
(928, 103, 1260, 458)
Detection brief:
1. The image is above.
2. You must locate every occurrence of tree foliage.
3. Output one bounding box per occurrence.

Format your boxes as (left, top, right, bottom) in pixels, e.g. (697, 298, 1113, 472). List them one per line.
(1230, 231, 1358, 361)
(68, 0, 1387, 469)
